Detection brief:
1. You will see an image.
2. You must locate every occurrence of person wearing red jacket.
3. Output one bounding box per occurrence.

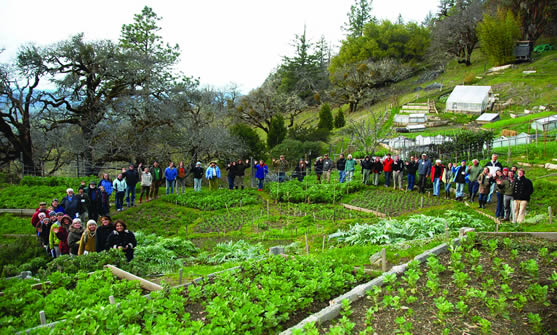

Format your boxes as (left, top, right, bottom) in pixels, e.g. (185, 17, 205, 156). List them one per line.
(430, 159, 445, 197)
(31, 201, 49, 229)
(382, 154, 394, 187)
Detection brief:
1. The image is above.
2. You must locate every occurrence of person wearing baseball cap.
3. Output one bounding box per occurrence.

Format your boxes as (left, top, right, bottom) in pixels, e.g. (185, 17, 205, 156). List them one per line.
(31, 201, 49, 228)
(51, 198, 65, 214)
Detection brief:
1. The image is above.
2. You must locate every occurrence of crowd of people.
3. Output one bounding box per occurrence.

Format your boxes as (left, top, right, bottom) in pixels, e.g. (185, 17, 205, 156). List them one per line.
(28, 153, 534, 259)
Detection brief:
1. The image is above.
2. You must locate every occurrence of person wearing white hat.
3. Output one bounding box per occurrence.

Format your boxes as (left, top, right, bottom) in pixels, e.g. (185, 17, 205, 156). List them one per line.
(78, 220, 98, 255)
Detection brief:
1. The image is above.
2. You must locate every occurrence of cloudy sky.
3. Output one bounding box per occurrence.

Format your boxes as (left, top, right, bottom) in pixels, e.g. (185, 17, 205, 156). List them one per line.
(0, 0, 440, 93)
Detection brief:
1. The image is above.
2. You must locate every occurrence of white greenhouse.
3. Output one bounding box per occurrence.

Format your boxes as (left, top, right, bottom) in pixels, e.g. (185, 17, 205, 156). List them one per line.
(445, 85, 493, 114)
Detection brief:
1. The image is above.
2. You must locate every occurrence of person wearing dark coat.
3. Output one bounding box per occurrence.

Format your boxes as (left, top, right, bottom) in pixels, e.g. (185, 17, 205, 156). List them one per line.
(314, 157, 324, 184)
(106, 220, 137, 261)
(512, 169, 534, 223)
(371, 157, 383, 186)
(75, 188, 89, 219)
(68, 219, 84, 256)
(405, 156, 419, 191)
(95, 216, 115, 252)
(191, 162, 204, 192)
(294, 160, 307, 182)
(87, 181, 102, 221)
(336, 154, 347, 183)
(124, 164, 140, 207)
(60, 188, 80, 218)
(360, 156, 373, 185)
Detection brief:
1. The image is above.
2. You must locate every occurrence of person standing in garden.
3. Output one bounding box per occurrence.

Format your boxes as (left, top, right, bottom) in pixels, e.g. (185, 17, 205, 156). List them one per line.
(477, 167, 493, 209)
(314, 157, 324, 184)
(98, 185, 110, 216)
(123, 164, 139, 207)
(106, 220, 137, 261)
(78, 220, 97, 255)
(371, 157, 383, 186)
(345, 154, 357, 183)
(442, 162, 454, 199)
(112, 174, 127, 212)
(361, 156, 372, 185)
(453, 160, 468, 201)
(31, 201, 49, 229)
(392, 155, 404, 190)
(226, 161, 237, 190)
(497, 169, 515, 222)
(176, 161, 187, 194)
(235, 159, 248, 190)
(98, 174, 113, 205)
(150, 161, 163, 199)
(273, 155, 289, 183)
(95, 216, 114, 252)
(336, 154, 347, 183)
(205, 161, 221, 191)
(68, 218, 84, 256)
(60, 188, 80, 218)
(382, 153, 394, 187)
(322, 154, 333, 183)
(494, 170, 505, 219)
(76, 188, 89, 219)
(467, 159, 482, 202)
(165, 161, 177, 194)
(192, 162, 204, 192)
(254, 160, 268, 191)
(139, 167, 152, 203)
(417, 154, 432, 194)
(294, 159, 307, 182)
(512, 169, 533, 223)
(485, 154, 502, 203)
(405, 156, 418, 191)
(430, 160, 445, 197)
(87, 181, 102, 221)
(50, 198, 65, 214)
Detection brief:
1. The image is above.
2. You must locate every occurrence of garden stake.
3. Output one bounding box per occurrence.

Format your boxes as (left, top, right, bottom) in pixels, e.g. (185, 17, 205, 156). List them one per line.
(267, 200, 270, 218)
(39, 311, 46, 325)
(109, 295, 115, 304)
(549, 207, 553, 224)
(381, 248, 387, 272)
(305, 232, 309, 255)
(322, 235, 325, 252)
(420, 196, 424, 208)
(179, 268, 183, 284)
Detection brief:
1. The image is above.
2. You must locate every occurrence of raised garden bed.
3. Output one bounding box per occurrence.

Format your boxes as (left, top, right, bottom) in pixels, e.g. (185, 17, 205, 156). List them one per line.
(347, 189, 450, 216)
(293, 233, 557, 334)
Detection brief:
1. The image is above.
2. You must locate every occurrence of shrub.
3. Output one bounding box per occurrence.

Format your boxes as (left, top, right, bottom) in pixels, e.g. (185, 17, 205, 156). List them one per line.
(463, 73, 477, 85)
(334, 109, 346, 128)
(318, 103, 334, 130)
(267, 115, 287, 149)
(477, 9, 521, 66)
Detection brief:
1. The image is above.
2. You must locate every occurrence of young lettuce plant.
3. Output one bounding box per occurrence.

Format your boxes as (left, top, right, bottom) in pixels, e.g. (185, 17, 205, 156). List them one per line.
(434, 296, 454, 324)
(520, 259, 539, 279)
(452, 270, 470, 289)
(528, 313, 543, 334)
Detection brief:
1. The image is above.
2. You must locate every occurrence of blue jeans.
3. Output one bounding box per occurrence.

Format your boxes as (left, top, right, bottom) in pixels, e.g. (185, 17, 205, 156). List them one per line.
(126, 185, 136, 206)
(278, 172, 285, 183)
(115, 191, 125, 210)
(456, 183, 466, 198)
(469, 181, 479, 197)
(384, 172, 392, 187)
(166, 179, 175, 194)
(479, 193, 488, 205)
(228, 176, 235, 190)
(487, 183, 497, 203)
(194, 178, 202, 192)
(258, 178, 264, 189)
(444, 182, 451, 192)
(433, 178, 441, 196)
(496, 193, 504, 218)
(408, 174, 415, 190)
(339, 170, 346, 183)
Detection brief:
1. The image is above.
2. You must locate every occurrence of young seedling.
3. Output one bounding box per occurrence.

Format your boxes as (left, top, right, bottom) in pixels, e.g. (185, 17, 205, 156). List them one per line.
(426, 279, 440, 296)
(502, 237, 512, 249)
(551, 271, 557, 290)
(510, 249, 519, 261)
(476, 317, 492, 335)
(487, 239, 498, 257)
(520, 259, 539, 279)
(366, 285, 382, 305)
(492, 257, 503, 272)
(526, 283, 549, 305)
(512, 294, 527, 312)
(394, 315, 413, 334)
(499, 264, 515, 282)
(434, 296, 454, 324)
(538, 247, 549, 263)
(468, 248, 482, 265)
(472, 264, 484, 278)
(452, 270, 470, 289)
(456, 299, 468, 316)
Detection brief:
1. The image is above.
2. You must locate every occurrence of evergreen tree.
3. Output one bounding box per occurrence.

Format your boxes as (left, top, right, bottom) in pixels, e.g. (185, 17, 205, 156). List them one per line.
(267, 115, 287, 149)
(342, 0, 375, 37)
(334, 109, 346, 128)
(318, 103, 334, 131)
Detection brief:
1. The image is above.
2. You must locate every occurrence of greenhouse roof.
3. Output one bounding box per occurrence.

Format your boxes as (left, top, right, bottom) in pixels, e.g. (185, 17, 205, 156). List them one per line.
(447, 85, 492, 104)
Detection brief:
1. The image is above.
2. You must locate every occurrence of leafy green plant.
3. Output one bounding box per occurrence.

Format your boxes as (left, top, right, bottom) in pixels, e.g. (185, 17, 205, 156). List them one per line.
(528, 313, 543, 334)
(434, 296, 454, 323)
(520, 259, 539, 279)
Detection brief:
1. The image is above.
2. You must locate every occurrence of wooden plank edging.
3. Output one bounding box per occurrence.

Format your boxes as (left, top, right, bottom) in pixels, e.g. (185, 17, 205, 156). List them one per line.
(341, 203, 386, 218)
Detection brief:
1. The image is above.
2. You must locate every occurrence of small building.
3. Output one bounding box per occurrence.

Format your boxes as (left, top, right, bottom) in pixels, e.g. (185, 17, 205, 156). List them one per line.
(407, 125, 426, 132)
(388, 136, 415, 149)
(492, 133, 532, 148)
(531, 115, 557, 131)
(476, 113, 500, 124)
(445, 85, 493, 114)
(513, 41, 533, 62)
(394, 113, 427, 126)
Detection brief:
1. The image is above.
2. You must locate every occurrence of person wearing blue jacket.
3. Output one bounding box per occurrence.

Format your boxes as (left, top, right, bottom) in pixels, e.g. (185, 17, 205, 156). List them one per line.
(98, 173, 113, 201)
(254, 160, 269, 191)
(453, 160, 468, 201)
(205, 161, 221, 191)
(164, 162, 177, 194)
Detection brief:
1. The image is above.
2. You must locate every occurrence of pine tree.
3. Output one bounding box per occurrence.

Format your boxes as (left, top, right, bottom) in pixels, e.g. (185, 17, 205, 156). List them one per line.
(334, 109, 346, 129)
(267, 115, 287, 149)
(318, 103, 334, 130)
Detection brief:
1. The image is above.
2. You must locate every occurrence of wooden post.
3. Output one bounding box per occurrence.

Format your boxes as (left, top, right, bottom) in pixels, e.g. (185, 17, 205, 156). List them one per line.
(496, 221, 500, 232)
(420, 196, 424, 208)
(305, 232, 309, 255)
(109, 295, 116, 304)
(39, 310, 46, 325)
(549, 207, 553, 224)
(322, 235, 326, 252)
(381, 248, 387, 272)
(105, 265, 163, 291)
(179, 268, 183, 284)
